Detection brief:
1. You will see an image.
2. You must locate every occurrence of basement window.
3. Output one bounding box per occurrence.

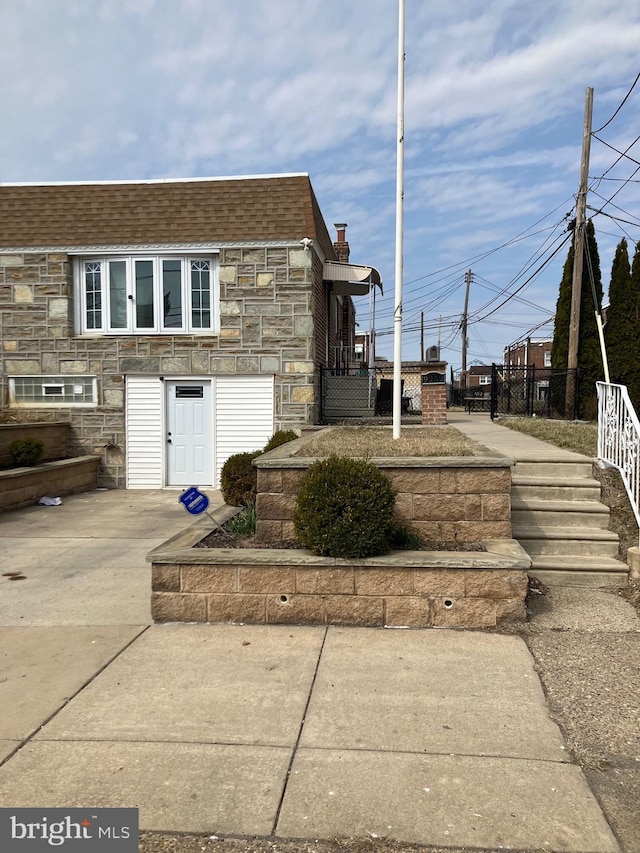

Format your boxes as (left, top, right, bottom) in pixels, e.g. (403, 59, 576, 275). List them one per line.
(9, 376, 98, 407)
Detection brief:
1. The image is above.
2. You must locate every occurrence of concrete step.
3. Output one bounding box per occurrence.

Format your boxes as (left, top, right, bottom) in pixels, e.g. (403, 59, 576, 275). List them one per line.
(528, 555, 628, 588)
(514, 460, 593, 479)
(513, 525, 620, 557)
(511, 476, 601, 502)
(511, 499, 610, 528)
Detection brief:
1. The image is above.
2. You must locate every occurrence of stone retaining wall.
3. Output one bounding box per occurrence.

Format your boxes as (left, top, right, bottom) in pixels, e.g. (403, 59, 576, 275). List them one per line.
(254, 446, 513, 545)
(0, 456, 100, 511)
(149, 539, 530, 629)
(0, 422, 69, 466)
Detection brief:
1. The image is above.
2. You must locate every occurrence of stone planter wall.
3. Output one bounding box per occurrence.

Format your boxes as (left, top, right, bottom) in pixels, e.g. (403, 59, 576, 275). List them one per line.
(254, 440, 513, 545)
(0, 422, 69, 467)
(149, 517, 530, 629)
(0, 456, 100, 511)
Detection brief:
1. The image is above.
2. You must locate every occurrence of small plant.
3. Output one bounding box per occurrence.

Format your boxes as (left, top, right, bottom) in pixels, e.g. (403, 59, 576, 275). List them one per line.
(226, 502, 257, 537)
(390, 524, 424, 550)
(220, 451, 261, 506)
(263, 429, 298, 453)
(293, 455, 396, 558)
(9, 438, 44, 467)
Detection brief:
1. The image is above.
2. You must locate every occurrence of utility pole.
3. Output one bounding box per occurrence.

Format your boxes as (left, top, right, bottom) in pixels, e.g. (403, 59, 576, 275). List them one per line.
(567, 87, 594, 416)
(420, 311, 424, 360)
(461, 269, 473, 388)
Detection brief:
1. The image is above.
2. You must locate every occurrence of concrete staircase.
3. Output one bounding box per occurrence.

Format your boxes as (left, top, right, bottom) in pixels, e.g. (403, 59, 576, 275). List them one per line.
(511, 459, 628, 587)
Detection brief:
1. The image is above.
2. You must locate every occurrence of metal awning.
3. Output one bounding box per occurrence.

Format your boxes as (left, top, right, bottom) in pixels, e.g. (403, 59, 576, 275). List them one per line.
(323, 261, 383, 296)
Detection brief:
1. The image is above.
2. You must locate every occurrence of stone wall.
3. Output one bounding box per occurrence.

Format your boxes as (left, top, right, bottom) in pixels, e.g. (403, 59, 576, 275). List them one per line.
(150, 545, 529, 629)
(0, 456, 100, 511)
(0, 422, 69, 466)
(0, 247, 320, 486)
(254, 459, 512, 545)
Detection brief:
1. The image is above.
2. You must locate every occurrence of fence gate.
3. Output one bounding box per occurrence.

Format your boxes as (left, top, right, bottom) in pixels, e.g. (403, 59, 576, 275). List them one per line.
(490, 365, 579, 420)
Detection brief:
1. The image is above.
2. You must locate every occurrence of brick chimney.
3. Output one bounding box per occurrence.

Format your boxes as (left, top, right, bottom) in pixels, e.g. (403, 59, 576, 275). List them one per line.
(333, 222, 350, 262)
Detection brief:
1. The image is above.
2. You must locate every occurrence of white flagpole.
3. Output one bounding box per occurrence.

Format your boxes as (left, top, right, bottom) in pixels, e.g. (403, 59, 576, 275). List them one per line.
(393, 0, 405, 439)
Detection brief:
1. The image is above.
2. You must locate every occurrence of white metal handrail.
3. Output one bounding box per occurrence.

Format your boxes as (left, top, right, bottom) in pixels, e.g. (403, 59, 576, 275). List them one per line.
(597, 381, 640, 537)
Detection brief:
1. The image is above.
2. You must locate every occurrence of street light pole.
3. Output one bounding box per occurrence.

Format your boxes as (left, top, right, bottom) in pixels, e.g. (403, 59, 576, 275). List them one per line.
(392, 0, 405, 439)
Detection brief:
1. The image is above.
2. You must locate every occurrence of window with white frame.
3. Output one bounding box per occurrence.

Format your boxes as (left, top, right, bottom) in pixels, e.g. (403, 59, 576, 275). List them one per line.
(479, 375, 491, 385)
(9, 376, 97, 407)
(544, 351, 552, 367)
(76, 254, 219, 334)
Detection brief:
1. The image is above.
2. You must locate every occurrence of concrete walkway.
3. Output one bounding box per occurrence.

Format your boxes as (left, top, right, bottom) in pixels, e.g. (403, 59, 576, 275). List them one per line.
(0, 463, 621, 851)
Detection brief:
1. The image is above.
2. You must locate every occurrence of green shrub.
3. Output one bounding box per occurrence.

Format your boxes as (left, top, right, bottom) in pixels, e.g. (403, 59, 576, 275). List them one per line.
(263, 429, 298, 453)
(220, 451, 261, 506)
(226, 502, 257, 537)
(293, 455, 396, 558)
(9, 438, 44, 467)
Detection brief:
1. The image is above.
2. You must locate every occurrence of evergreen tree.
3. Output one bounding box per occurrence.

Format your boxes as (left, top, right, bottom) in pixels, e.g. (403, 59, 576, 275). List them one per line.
(604, 238, 633, 388)
(626, 241, 640, 409)
(551, 220, 604, 419)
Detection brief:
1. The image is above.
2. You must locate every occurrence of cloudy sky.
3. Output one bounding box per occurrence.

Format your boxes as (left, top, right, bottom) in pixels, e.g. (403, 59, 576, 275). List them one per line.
(2, 0, 640, 368)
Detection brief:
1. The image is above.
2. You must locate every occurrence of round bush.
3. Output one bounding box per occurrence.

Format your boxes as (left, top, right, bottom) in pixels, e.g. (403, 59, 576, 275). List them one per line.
(293, 456, 396, 558)
(263, 429, 298, 453)
(10, 438, 44, 467)
(220, 451, 261, 506)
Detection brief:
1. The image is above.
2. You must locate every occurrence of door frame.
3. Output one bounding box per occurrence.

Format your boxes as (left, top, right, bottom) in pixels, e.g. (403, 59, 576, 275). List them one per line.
(162, 376, 215, 488)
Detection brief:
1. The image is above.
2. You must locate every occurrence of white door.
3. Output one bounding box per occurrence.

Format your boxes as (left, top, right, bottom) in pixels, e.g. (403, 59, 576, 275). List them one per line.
(166, 380, 213, 486)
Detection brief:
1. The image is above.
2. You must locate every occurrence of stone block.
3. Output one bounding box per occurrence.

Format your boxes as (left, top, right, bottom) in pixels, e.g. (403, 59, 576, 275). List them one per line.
(161, 357, 190, 373)
(257, 469, 283, 492)
(2, 340, 17, 351)
(293, 315, 314, 336)
(238, 357, 259, 372)
(191, 351, 210, 373)
(284, 361, 314, 374)
(4, 359, 40, 374)
(288, 249, 311, 267)
(207, 594, 266, 623)
(260, 356, 280, 373)
(465, 570, 528, 599)
(431, 597, 496, 628)
(219, 265, 236, 283)
(220, 328, 240, 339)
(254, 520, 283, 543)
(151, 592, 207, 623)
(296, 568, 355, 594)
(394, 493, 413, 520)
(281, 521, 297, 541)
(325, 595, 384, 627)
(256, 492, 296, 521)
(237, 566, 297, 593)
(220, 300, 241, 316)
(0, 255, 23, 266)
(410, 521, 443, 542)
(495, 597, 527, 623)
(414, 494, 481, 521)
(47, 298, 69, 319)
(281, 469, 305, 493)
(448, 521, 511, 541)
(384, 596, 431, 627)
(120, 357, 161, 373)
(181, 566, 236, 593)
(211, 357, 236, 373)
(13, 285, 33, 303)
(60, 360, 88, 374)
(266, 594, 325, 625)
(292, 385, 314, 403)
(414, 570, 466, 597)
(384, 469, 440, 494)
(456, 468, 510, 494)
(439, 470, 457, 493)
(257, 272, 274, 288)
(481, 494, 511, 521)
(355, 568, 414, 596)
(151, 565, 180, 592)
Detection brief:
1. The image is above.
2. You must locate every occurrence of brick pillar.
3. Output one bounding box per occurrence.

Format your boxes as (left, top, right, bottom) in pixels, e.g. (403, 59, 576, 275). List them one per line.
(421, 361, 448, 425)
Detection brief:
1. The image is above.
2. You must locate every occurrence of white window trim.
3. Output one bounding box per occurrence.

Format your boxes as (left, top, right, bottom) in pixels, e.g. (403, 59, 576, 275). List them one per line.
(543, 351, 552, 367)
(478, 375, 491, 385)
(74, 250, 220, 336)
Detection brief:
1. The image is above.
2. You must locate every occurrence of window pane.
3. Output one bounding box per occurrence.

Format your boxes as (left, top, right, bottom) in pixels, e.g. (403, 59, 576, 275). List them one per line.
(135, 260, 154, 328)
(84, 262, 102, 329)
(162, 260, 182, 328)
(190, 260, 211, 329)
(109, 261, 127, 329)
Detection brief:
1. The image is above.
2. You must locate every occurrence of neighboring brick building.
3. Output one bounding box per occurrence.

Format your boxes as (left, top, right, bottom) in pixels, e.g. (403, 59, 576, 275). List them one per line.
(0, 174, 380, 489)
(503, 338, 552, 372)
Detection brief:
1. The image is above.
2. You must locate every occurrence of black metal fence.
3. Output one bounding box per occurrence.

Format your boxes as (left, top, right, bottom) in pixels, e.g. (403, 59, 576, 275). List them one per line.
(319, 365, 428, 423)
(489, 365, 579, 420)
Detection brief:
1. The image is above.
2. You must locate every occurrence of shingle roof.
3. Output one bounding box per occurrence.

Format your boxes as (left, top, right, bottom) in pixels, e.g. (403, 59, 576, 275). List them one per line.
(0, 174, 336, 257)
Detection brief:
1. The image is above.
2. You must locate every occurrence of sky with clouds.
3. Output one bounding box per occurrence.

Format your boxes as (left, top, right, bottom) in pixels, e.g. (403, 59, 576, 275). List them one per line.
(2, 0, 640, 368)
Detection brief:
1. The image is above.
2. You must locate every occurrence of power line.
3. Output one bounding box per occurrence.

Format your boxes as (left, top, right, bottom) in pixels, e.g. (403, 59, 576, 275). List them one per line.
(591, 134, 640, 169)
(593, 70, 640, 134)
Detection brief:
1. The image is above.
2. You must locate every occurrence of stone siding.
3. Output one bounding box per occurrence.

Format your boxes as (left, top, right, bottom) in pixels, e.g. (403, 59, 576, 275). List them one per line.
(0, 248, 319, 486)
